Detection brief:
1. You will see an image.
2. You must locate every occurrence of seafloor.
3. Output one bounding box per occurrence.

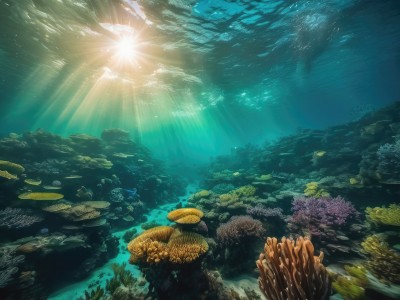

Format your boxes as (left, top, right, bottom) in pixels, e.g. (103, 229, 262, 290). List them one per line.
(1, 102, 400, 300)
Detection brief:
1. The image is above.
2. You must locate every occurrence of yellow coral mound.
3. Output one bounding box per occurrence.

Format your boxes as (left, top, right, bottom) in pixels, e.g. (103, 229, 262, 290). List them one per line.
(127, 226, 208, 265)
(168, 231, 209, 264)
(18, 192, 64, 200)
(365, 204, 400, 226)
(128, 226, 175, 263)
(0, 160, 25, 175)
(304, 182, 330, 198)
(167, 208, 204, 225)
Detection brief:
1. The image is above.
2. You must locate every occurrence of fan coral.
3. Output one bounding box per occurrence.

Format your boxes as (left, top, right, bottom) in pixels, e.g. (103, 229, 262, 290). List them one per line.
(256, 237, 331, 300)
(365, 204, 400, 226)
(216, 215, 265, 247)
(290, 196, 357, 236)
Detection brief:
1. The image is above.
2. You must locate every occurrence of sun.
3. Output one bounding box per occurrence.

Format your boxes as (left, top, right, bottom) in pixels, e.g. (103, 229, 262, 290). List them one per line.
(114, 36, 137, 62)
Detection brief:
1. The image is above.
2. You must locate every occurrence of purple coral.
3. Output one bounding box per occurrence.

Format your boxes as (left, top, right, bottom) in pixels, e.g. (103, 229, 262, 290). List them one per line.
(217, 215, 266, 247)
(0, 208, 43, 229)
(247, 205, 284, 220)
(290, 196, 357, 236)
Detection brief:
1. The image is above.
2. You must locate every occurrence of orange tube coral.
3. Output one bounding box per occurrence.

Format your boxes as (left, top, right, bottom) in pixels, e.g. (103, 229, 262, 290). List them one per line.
(256, 237, 331, 300)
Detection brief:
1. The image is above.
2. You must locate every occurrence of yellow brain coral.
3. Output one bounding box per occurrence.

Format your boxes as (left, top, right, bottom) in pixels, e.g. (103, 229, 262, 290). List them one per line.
(128, 226, 175, 263)
(167, 231, 209, 264)
(18, 192, 64, 200)
(167, 208, 204, 224)
(365, 204, 400, 226)
(127, 226, 208, 265)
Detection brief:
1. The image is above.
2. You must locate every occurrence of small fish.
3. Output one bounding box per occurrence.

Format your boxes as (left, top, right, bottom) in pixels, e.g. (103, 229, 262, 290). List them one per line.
(124, 188, 137, 198)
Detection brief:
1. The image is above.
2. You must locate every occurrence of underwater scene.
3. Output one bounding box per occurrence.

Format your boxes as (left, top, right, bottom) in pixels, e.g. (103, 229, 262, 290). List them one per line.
(1, 0, 400, 299)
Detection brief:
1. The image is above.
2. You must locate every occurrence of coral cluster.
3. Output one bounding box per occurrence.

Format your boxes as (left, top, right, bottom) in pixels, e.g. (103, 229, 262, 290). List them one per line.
(0, 208, 43, 229)
(289, 195, 357, 236)
(216, 215, 265, 247)
(365, 204, 400, 226)
(361, 235, 400, 284)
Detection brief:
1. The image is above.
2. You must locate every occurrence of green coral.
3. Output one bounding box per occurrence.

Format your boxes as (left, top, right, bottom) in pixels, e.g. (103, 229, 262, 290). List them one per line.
(192, 190, 211, 200)
(332, 276, 365, 300)
(344, 265, 368, 286)
(361, 235, 400, 284)
(304, 182, 330, 198)
(365, 204, 400, 226)
(84, 286, 104, 300)
(233, 185, 256, 197)
(106, 263, 136, 294)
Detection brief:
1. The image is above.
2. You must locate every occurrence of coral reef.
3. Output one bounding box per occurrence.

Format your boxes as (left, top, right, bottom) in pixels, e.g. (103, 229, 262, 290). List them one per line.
(256, 237, 331, 300)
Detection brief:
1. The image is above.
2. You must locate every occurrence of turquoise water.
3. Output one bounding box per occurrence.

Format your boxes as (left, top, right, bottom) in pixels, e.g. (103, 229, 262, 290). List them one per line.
(1, 1, 400, 300)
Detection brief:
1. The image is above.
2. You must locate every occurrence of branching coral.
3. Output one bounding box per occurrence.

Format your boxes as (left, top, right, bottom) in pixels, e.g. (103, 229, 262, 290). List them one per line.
(0, 248, 25, 288)
(0, 208, 43, 229)
(365, 204, 400, 226)
(256, 237, 331, 300)
(290, 195, 357, 237)
(361, 235, 400, 284)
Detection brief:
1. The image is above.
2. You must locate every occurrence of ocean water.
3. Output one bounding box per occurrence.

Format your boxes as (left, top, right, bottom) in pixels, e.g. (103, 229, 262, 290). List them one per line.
(0, 1, 400, 299)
